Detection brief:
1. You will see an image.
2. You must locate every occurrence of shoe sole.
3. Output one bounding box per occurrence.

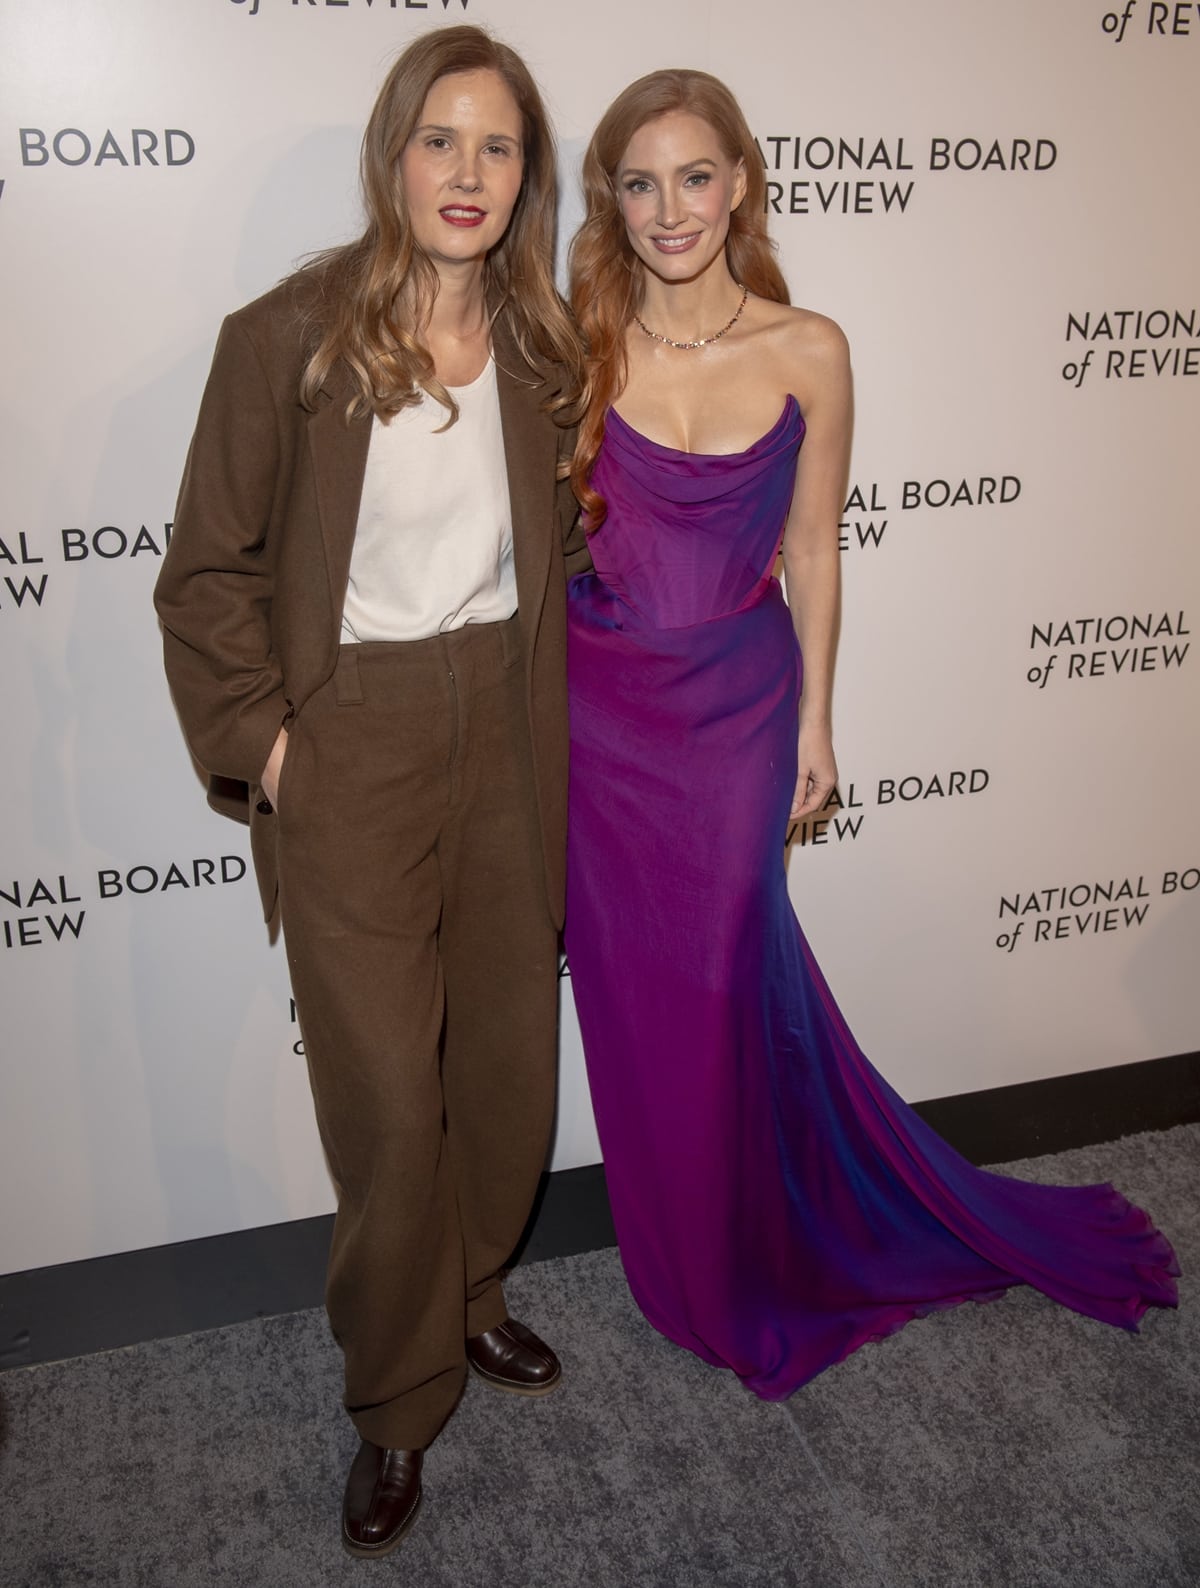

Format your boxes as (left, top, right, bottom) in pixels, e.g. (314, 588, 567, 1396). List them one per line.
(467, 1360, 563, 1397)
(341, 1490, 423, 1558)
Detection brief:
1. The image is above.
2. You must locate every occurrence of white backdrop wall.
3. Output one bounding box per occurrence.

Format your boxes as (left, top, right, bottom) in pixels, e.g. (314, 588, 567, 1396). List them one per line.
(2, 0, 1197, 1276)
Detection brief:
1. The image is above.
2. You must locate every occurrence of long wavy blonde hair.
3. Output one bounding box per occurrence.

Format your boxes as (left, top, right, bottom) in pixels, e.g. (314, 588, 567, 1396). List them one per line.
(299, 26, 582, 422)
(569, 70, 789, 524)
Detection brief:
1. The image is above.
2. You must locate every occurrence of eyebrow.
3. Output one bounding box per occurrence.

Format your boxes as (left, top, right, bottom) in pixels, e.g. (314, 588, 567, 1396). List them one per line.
(412, 123, 521, 146)
(619, 157, 718, 178)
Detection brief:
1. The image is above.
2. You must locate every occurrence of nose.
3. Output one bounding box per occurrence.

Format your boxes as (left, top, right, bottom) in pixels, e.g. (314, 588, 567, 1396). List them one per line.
(655, 189, 683, 229)
(452, 145, 483, 192)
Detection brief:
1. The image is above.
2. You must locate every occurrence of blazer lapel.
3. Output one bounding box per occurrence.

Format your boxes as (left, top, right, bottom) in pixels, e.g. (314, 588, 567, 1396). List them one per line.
(307, 368, 373, 627)
(494, 323, 556, 656)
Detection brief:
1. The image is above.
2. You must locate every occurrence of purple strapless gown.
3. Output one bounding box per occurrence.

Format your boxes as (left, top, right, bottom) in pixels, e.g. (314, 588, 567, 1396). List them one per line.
(563, 396, 1179, 1400)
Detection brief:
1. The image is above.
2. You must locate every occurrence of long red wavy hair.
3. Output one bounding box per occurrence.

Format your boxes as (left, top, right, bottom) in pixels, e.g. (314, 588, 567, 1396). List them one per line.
(569, 70, 789, 526)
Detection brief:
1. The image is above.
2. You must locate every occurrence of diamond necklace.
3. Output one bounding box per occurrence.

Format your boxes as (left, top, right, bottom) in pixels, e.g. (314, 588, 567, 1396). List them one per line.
(632, 284, 749, 350)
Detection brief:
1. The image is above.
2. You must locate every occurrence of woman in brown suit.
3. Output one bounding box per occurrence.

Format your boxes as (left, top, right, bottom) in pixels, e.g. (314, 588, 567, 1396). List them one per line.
(154, 26, 584, 1557)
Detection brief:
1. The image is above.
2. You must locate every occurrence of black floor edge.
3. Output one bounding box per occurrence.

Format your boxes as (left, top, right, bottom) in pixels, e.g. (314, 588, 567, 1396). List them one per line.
(2, 1050, 1196, 1372)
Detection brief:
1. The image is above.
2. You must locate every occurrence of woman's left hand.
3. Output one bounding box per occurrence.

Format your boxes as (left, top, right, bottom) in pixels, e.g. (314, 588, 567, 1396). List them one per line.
(791, 720, 838, 819)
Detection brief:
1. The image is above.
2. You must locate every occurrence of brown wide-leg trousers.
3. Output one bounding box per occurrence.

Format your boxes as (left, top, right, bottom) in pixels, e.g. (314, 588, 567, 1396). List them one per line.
(275, 616, 557, 1450)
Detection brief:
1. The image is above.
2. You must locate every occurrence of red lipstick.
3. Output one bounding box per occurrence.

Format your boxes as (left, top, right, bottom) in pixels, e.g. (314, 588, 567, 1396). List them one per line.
(439, 206, 487, 228)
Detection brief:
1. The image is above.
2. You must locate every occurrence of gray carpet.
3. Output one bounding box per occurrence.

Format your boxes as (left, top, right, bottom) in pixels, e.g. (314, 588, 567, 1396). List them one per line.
(1, 1127, 1195, 1587)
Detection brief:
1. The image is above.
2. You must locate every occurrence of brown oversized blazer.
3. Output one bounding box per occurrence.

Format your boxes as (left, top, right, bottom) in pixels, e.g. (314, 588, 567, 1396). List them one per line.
(154, 272, 586, 925)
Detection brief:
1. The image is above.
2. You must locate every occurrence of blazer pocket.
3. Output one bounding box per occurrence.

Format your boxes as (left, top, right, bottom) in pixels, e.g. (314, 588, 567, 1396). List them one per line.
(247, 791, 280, 922)
(273, 720, 301, 820)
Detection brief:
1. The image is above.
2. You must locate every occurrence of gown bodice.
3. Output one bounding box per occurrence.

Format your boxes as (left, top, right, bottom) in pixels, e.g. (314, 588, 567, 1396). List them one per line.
(585, 396, 806, 630)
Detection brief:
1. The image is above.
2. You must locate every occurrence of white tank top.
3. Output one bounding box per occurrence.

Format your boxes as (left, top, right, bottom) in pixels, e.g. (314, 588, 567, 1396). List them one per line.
(340, 357, 516, 643)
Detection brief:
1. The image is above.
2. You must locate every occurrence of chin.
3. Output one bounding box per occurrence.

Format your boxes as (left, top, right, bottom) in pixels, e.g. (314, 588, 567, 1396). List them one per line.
(423, 233, 495, 267)
(640, 243, 719, 280)
(645, 256, 712, 285)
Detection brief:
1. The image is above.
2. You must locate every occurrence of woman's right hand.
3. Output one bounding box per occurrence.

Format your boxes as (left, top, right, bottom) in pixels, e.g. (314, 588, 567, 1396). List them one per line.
(260, 724, 289, 809)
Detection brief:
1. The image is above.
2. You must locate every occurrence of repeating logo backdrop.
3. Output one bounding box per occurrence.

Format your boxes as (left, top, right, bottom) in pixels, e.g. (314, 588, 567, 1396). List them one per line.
(2, 0, 1197, 1274)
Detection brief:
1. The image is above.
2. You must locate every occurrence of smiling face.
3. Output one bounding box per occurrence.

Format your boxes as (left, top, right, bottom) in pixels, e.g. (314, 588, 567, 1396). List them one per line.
(398, 68, 525, 273)
(616, 110, 747, 284)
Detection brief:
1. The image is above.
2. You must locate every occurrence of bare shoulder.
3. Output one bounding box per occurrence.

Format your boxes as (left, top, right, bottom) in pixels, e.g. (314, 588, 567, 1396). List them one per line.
(776, 303, 849, 366)
(746, 298, 848, 378)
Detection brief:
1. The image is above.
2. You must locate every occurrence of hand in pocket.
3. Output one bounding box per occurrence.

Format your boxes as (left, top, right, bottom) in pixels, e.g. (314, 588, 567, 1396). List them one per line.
(261, 725, 289, 809)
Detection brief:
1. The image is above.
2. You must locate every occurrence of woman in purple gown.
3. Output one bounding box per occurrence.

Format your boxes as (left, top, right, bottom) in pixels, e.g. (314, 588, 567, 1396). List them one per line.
(562, 69, 1178, 1400)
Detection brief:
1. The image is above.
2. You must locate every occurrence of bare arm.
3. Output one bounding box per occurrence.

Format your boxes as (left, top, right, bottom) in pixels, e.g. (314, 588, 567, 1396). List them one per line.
(779, 315, 853, 819)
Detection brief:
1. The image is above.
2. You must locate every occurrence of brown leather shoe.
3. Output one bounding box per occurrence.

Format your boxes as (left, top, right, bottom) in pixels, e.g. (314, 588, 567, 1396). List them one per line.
(466, 1318, 562, 1396)
(341, 1439, 423, 1558)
